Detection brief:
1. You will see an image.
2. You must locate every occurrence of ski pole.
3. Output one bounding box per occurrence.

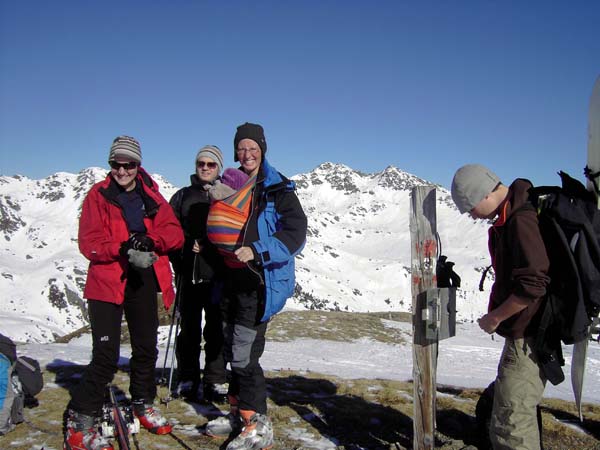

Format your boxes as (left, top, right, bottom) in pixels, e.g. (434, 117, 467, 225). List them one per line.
(159, 306, 176, 385)
(108, 384, 131, 450)
(164, 312, 180, 405)
(159, 273, 182, 385)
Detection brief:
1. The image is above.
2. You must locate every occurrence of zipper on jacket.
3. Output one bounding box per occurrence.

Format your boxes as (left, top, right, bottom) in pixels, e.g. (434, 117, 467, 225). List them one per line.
(242, 183, 264, 286)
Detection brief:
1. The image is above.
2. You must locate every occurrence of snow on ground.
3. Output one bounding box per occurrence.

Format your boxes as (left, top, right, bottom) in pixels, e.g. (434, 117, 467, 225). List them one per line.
(18, 321, 600, 405)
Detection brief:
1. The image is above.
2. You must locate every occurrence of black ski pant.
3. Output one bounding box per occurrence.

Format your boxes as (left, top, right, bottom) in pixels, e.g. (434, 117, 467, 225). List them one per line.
(69, 268, 159, 416)
(221, 270, 268, 414)
(175, 279, 226, 385)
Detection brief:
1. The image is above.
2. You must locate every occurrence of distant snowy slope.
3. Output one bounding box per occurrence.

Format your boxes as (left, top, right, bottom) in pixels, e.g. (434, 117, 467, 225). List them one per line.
(290, 163, 491, 317)
(0, 163, 492, 343)
(0, 169, 179, 342)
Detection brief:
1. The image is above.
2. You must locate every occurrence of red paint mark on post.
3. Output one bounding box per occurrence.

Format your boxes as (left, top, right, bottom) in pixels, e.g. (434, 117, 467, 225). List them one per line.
(423, 239, 437, 258)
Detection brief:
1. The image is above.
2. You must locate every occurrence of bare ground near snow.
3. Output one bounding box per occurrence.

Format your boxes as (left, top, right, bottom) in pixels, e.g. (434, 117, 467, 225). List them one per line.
(1, 311, 600, 449)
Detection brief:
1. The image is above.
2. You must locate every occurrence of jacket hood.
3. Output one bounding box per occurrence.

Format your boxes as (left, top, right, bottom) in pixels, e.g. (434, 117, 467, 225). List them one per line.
(507, 178, 534, 218)
(260, 158, 290, 189)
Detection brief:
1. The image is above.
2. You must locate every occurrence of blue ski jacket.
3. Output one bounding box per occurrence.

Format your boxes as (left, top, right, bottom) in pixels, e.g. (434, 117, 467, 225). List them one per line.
(248, 158, 307, 321)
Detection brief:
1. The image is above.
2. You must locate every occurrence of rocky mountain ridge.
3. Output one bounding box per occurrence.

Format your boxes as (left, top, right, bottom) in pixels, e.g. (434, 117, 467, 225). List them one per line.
(0, 163, 491, 343)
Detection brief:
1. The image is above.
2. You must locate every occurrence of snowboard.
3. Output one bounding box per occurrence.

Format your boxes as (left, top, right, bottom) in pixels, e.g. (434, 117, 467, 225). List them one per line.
(587, 75, 600, 203)
(571, 75, 600, 421)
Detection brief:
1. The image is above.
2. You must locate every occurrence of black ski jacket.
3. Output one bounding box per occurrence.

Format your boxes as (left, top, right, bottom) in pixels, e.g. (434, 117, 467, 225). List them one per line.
(169, 174, 224, 281)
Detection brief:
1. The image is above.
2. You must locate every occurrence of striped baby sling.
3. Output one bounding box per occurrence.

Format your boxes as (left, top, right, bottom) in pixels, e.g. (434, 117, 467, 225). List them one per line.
(206, 176, 256, 268)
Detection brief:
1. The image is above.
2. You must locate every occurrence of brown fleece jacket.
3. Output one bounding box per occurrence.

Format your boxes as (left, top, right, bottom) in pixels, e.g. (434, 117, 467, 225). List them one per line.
(488, 179, 551, 338)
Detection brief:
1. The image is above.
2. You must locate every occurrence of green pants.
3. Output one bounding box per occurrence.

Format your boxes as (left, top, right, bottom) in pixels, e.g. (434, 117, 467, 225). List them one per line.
(490, 337, 546, 450)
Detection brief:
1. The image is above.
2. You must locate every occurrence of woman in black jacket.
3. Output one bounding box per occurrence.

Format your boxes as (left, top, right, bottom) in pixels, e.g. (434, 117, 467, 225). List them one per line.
(169, 145, 228, 402)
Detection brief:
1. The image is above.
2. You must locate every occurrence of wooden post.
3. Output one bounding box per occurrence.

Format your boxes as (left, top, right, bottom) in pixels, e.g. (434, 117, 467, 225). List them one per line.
(410, 186, 438, 449)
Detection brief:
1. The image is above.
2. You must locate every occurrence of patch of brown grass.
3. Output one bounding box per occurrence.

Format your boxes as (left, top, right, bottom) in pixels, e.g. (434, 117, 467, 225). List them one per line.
(266, 310, 412, 344)
(3, 310, 599, 449)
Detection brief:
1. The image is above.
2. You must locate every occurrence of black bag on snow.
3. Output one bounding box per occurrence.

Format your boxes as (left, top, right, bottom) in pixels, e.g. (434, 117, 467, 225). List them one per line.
(15, 356, 43, 397)
(0, 334, 43, 435)
(526, 171, 600, 384)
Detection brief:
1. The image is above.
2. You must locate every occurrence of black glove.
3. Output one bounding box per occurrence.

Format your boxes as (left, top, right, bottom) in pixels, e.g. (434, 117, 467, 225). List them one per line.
(436, 255, 461, 288)
(119, 240, 132, 259)
(128, 233, 155, 252)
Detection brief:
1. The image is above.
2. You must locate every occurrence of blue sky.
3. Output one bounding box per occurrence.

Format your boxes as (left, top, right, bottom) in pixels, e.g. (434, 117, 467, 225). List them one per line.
(1, 1, 599, 190)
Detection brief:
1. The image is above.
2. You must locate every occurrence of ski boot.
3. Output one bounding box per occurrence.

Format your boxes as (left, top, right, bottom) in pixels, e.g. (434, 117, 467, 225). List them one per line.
(203, 382, 229, 403)
(205, 411, 242, 437)
(132, 400, 172, 435)
(225, 409, 273, 450)
(64, 409, 114, 450)
(174, 380, 200, 401)
(205, 394, 242, 438)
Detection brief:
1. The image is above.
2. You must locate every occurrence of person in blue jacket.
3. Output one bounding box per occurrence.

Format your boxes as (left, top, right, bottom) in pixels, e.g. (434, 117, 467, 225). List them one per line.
(205, 122, 307, 450)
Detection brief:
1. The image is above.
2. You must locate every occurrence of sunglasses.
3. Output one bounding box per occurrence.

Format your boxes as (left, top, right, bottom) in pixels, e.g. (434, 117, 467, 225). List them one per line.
(236, 147, 260, 156)
(197, 161, 218, 169)
(109, 161, 139, 170)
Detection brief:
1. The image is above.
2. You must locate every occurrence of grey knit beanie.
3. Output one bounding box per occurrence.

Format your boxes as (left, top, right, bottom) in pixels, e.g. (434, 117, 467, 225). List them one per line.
(451, 164, 501, 214)
(108, 135, 142, 163)
(196, 145, 224, 173)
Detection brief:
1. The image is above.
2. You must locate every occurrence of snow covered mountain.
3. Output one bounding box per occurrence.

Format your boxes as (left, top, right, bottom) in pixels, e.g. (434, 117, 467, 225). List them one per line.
(0, 163, 492, 343)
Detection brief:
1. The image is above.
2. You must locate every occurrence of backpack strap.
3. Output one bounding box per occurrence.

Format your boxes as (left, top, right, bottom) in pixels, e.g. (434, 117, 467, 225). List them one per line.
(478, 265, 492, 292)
(533, 296, 566, 385)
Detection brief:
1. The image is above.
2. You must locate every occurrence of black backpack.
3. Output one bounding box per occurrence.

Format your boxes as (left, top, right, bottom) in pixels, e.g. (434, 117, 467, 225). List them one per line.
(0, 334, 43, 398)
(0, 333, 43, 435)
(527, 171, 600, 384)
(15, 356, 43, 398)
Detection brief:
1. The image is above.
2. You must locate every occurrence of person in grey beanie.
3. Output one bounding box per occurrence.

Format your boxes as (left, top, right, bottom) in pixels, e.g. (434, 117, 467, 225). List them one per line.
(168, 145, 229, 402)
(451, 164, 550, 450)
(65, 136, 184, 449)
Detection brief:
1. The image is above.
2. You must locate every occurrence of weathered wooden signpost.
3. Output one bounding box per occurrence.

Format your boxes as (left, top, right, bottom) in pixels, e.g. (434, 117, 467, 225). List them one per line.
(410, 185, 456, 449)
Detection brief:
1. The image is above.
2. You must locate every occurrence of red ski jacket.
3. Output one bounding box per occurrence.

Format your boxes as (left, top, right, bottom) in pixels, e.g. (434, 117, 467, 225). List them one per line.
(78, 168, 184, 308)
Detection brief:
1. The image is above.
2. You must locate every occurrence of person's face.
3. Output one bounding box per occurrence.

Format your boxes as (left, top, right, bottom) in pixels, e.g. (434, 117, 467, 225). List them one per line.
(469, 194, 497, 220)
(196, 157, 219, 183)
(236, 138, 262, 177)
(109, 159, 139, 191)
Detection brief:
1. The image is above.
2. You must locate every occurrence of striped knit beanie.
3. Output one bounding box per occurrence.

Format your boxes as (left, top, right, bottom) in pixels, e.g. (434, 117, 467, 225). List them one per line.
(108, 135, 142, 163)
(196, 145, 224, 173)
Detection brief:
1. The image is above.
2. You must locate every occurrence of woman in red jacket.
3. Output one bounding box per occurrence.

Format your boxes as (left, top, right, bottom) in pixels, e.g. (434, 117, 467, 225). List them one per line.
(65, 136, 184, 450)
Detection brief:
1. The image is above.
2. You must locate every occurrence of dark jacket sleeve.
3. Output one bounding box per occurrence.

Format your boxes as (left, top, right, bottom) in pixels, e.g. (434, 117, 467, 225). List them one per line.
(146, 191, 184, 255)
(169, 188, 184, 223)
(251, 188, 307, 266)
(273, 189, 307, 255)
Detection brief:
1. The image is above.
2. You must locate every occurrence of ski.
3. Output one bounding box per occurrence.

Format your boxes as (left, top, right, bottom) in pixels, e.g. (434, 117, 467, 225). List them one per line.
(132, 432, 142, 450)
(572, 74, 600, 421)
(169, 430, 195, 450)
(110, 385, 131, 450)
(102, 384, 140, 450)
